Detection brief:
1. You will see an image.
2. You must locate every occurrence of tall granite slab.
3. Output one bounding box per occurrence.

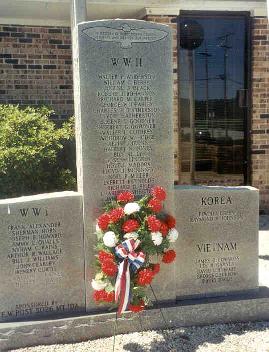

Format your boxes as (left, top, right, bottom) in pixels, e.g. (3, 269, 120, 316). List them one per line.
(0, 192, 85, 322)
(175, 186, 259, 299)
(73, 19, 174, 309)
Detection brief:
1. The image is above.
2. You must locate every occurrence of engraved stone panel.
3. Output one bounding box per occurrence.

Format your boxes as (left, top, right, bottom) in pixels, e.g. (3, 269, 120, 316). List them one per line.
(0, 192, 85, 322)
(73, 20, 174, 309)
(175, 186, 259, 299)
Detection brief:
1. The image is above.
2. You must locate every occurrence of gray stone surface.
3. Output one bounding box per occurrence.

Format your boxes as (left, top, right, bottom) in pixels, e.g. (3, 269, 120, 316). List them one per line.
(175, 186, 259, 299)
(0, 216, 267, 350)
(1, 288, 269, 351)
(0, 192, 85, 322)
(11, 321, 269, 352)
(73, 19, 174, 309)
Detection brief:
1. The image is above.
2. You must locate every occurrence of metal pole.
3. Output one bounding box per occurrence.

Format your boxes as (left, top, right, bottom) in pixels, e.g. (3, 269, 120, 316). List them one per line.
(70, 0, 87, 112)
(70, 0, 87, 75)
(198, 47, 211, 130)
(188, 50, 196, 184)
(205, 48, 209, 130)
(218, 33, 234, 140)
(224, 47, 228, 139)
(71, 0, 87, 29)
(70, 0, 87, 193)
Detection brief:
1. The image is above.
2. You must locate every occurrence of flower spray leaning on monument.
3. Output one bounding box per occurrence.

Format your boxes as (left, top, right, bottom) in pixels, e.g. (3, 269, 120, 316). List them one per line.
(92, 186, 178, 315)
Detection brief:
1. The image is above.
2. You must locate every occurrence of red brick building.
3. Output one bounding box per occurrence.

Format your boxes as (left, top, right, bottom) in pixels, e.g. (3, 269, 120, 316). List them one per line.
(0, 1, 268, 212)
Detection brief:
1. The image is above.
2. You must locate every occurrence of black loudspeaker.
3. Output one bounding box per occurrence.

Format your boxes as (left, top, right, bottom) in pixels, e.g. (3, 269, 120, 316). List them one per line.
(179, 19, 204, 50)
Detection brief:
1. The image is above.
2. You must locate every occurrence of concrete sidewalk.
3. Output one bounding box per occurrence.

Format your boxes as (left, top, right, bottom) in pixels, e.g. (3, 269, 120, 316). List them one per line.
(259, 215, 269, 287)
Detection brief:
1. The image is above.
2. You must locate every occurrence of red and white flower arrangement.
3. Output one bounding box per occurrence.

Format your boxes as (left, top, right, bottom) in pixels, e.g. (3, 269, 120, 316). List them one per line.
(92, 186, 178, 315)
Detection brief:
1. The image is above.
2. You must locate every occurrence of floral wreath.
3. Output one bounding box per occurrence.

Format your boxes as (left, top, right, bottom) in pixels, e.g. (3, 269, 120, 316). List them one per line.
(92, 186, 178, 315)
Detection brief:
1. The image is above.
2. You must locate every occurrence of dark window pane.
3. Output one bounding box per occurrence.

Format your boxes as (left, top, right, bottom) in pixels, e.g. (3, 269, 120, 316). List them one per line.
(179, 15, 247, 185)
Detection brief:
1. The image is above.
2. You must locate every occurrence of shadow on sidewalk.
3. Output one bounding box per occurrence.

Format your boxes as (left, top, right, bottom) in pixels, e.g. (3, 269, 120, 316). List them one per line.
(123, 321, 269, 352)
(260, 215, 269, 231)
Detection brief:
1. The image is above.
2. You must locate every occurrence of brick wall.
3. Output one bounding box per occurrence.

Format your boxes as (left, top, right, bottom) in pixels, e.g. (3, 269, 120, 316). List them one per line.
(251, 17, 269, 213)
(0, 24, 73, 119)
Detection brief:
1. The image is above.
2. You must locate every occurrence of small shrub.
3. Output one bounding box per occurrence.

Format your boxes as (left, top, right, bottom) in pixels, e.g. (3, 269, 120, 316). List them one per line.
(0, 104, 76, 198)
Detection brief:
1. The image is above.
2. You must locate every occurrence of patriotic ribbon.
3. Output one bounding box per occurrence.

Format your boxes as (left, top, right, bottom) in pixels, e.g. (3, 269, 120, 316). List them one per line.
(115, 239, 145, 315)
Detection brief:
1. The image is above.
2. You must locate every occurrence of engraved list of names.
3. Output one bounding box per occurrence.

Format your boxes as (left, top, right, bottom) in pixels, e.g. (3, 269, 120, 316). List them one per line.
(0, 193, 85, 322)
(95, 71, 157, 199)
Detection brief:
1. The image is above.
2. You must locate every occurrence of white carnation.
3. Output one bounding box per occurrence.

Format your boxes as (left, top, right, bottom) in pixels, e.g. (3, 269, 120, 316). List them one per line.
(103, 231, 117, 247)
(123, 232, 139, 240)
(151, 232, 163, 246)
(91, 279, 107, 291)
(168, 228, 179, 242)
(124, 202, 140, 215)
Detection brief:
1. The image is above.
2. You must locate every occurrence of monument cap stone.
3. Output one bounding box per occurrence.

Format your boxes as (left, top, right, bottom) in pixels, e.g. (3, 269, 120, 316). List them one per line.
(0, 191, 85, 322)
(175, 185, 259, 299)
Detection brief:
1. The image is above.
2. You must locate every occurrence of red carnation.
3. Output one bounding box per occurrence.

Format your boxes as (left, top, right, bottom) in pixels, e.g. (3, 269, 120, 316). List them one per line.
(103, 291, 115, 303)
(148, 198, 162, 213)
(109, 207, 124, 223)
(97, 213, 110, 231)
(162, 250, 176, 264)
(117, 191, 135, 203)
(166, 215, 176, 229)
(151, 186, 166, 201)
(147, 215, 161, 232)
(93, 290, 115, 303)
(129, 300, 145, 313)
(137, 268, 154, 286)
(98, 250, 114, 263)
(101, 260, 118, 277)
(152, 263, 160, 275)
(122, 219, 140, 233)
(160, 222, 169, 236)
(93, 289, 106, 302)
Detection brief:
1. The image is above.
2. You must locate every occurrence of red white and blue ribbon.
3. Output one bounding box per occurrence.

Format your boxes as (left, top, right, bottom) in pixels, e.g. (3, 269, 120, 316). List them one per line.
(115, 239, 145, 315)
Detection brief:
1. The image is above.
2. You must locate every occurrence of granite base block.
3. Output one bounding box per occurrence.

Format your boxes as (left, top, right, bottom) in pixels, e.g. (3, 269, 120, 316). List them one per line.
(1, 287, 269, 351)
(0, 191, 85, 323)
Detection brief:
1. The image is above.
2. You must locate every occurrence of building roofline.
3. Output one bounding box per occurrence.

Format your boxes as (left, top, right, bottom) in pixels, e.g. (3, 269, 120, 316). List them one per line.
(0, 0, 266, 27)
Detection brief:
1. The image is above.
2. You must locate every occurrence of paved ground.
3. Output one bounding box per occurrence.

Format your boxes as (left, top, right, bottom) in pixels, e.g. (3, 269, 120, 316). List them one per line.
(259, 215, 269, 287)
(12, 322, 269, 352)
(10, 217, 269, 352)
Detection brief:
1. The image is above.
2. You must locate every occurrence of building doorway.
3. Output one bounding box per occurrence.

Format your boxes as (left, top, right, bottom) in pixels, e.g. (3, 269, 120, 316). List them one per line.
(178, 12, 250, 185)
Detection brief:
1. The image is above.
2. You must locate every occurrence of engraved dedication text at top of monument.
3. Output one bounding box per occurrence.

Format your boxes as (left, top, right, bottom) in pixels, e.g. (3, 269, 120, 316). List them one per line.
(82, 23, 168, 48)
